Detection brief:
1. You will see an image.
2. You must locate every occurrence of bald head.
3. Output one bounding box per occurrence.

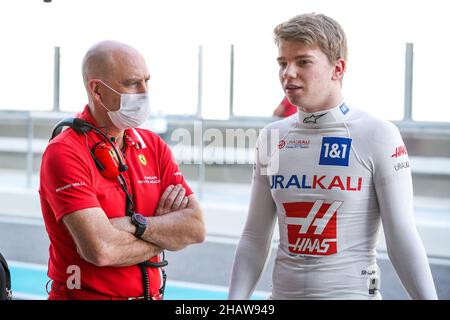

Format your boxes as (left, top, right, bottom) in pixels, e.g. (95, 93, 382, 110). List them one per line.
(81, 40, 146, 88)
(81, 40, 150, 134)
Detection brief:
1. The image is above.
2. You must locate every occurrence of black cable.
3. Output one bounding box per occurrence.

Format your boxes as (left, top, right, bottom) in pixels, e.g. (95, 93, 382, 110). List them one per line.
(117, 174, 134, 215)
(159, 251, 167, 299)
(140, 256, 169, 300)
(138, 263, 151, 300)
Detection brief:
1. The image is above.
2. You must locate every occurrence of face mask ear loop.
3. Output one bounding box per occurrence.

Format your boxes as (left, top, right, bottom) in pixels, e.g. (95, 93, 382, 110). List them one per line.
(98, 79, 121, 96)
(98, 99, 112, 113)
(96, 80, 121, 112)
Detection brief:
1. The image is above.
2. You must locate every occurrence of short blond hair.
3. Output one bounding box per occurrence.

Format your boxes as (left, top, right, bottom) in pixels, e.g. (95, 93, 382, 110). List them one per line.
(273, 13, 348, 63)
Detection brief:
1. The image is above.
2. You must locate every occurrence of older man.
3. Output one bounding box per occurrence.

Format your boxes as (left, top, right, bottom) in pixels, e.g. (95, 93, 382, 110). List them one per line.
(39, 41, 205, 300)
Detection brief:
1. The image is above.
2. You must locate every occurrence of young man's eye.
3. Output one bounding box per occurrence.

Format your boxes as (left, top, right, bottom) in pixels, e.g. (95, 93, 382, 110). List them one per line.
(278, 61, 287, 68)
(298, 60, 312, 66)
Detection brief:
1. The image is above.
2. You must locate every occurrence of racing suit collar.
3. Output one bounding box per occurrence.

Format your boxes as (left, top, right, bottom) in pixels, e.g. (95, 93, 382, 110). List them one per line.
(297, 101, 350, 126)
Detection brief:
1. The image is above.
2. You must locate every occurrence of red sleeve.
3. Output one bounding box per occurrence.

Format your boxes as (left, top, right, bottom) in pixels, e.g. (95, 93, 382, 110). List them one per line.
(40, 141, 100, 222)
(281, 96, 291, 108)
(283, 103, 297, 117)
(157, 136, 193, 197)
(280, 97, 296, 117)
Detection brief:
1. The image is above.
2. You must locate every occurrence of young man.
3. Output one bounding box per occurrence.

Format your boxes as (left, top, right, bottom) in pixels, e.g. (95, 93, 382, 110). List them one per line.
(228, 13, 437, 300)
(39, 41, 205, 300)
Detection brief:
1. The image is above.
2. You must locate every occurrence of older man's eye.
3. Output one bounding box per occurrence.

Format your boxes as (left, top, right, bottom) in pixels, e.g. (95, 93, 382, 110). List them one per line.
(123, 80, 137, 87)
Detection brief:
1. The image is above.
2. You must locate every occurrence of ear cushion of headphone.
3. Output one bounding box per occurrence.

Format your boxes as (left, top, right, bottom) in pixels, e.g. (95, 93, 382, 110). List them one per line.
(92, 142, 120, 179)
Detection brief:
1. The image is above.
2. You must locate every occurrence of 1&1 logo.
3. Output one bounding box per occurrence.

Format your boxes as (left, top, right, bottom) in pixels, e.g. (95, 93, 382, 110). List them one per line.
(319, 137, 352, 167)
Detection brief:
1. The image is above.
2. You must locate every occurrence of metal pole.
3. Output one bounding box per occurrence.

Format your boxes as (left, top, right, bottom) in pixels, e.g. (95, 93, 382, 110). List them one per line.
(26, 112, 34, 188)
(197, 120, 205, 201)
(404, 43, 414, 121)
(229, 44, 235, 118)
(196, 45, 203, 118)
(53, 46, 61, 112)
(196, 45, 205, 199)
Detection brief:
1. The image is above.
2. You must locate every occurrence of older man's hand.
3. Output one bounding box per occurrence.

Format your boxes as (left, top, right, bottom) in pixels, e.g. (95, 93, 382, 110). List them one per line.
(109, 184, 189, 233)
(154, 184, 189, 216)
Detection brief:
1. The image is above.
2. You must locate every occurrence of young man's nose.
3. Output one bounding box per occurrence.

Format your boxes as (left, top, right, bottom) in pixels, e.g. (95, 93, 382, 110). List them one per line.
(282, 64, 298, 79)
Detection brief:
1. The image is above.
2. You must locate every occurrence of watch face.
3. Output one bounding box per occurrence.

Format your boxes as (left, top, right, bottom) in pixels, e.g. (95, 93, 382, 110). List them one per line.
(134, 214, 147, 225)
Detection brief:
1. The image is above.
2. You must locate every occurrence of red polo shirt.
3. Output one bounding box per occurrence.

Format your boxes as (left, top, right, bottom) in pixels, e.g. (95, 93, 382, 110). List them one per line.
(39, 105, 192, 298)
(281, 97, 297, 117)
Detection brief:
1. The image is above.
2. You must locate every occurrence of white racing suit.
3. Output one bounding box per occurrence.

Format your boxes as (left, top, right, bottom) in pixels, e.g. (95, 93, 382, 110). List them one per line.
(229, 102, 437, 300)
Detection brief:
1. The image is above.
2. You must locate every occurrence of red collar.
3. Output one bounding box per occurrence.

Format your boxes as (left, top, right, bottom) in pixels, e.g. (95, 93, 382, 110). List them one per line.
(125, 128, 147, 150)
(77, 105, 100, 127)
(77, 105, 145, 150)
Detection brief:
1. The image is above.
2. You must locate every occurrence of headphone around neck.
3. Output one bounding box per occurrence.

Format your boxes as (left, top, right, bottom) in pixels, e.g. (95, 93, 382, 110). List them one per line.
(51, 117, 128, 179)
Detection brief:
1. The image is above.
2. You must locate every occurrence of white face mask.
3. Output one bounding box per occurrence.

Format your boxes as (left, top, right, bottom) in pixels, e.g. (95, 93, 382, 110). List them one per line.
(98, 80, 151, 130)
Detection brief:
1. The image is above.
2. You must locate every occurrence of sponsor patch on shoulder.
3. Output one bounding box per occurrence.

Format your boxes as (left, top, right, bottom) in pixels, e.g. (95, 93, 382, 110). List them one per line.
(391, 145, 408, 158)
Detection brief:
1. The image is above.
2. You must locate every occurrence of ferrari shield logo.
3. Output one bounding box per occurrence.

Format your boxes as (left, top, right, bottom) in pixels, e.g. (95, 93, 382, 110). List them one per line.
(138, 154, 147, 166)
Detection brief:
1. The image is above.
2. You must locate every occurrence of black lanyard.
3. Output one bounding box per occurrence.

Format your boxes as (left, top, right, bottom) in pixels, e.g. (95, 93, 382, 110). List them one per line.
(117, 174, 134, 216)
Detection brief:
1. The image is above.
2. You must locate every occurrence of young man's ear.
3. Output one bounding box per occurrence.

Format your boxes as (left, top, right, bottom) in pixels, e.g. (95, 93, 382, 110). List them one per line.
(332, 58, 346, 81)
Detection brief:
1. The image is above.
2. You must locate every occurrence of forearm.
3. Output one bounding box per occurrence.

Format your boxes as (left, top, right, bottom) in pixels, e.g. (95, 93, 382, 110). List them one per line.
(102, 229, 163, 267)
(229, 165, 277, 299)
(64, 208, 162, 268)
(386, 231, 437, 300)
(228, 230, 274, 299)
(75, 225, 162, 267)
(141, 207, 204, 251)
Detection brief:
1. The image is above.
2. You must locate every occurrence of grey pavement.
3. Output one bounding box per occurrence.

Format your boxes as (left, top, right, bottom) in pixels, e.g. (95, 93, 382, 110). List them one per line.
(0, 216, 449, 300)
(0, 169, 449, 299)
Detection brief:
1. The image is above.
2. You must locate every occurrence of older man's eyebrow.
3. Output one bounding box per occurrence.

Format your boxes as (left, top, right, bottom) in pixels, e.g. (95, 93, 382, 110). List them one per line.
(122, 77, 148, 86)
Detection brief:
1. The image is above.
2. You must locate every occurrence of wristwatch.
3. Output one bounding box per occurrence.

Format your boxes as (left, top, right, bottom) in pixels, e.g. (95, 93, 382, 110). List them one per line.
(131, 213, 147, 239)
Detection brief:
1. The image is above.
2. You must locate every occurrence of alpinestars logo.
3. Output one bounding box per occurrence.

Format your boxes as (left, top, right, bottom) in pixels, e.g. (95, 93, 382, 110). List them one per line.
(303, 113, 327, 124)
(283, 200, 343, 255)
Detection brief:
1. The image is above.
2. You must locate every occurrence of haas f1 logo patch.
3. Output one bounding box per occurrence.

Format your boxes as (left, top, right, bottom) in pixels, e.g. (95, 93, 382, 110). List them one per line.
(283, 200, 343, 256)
